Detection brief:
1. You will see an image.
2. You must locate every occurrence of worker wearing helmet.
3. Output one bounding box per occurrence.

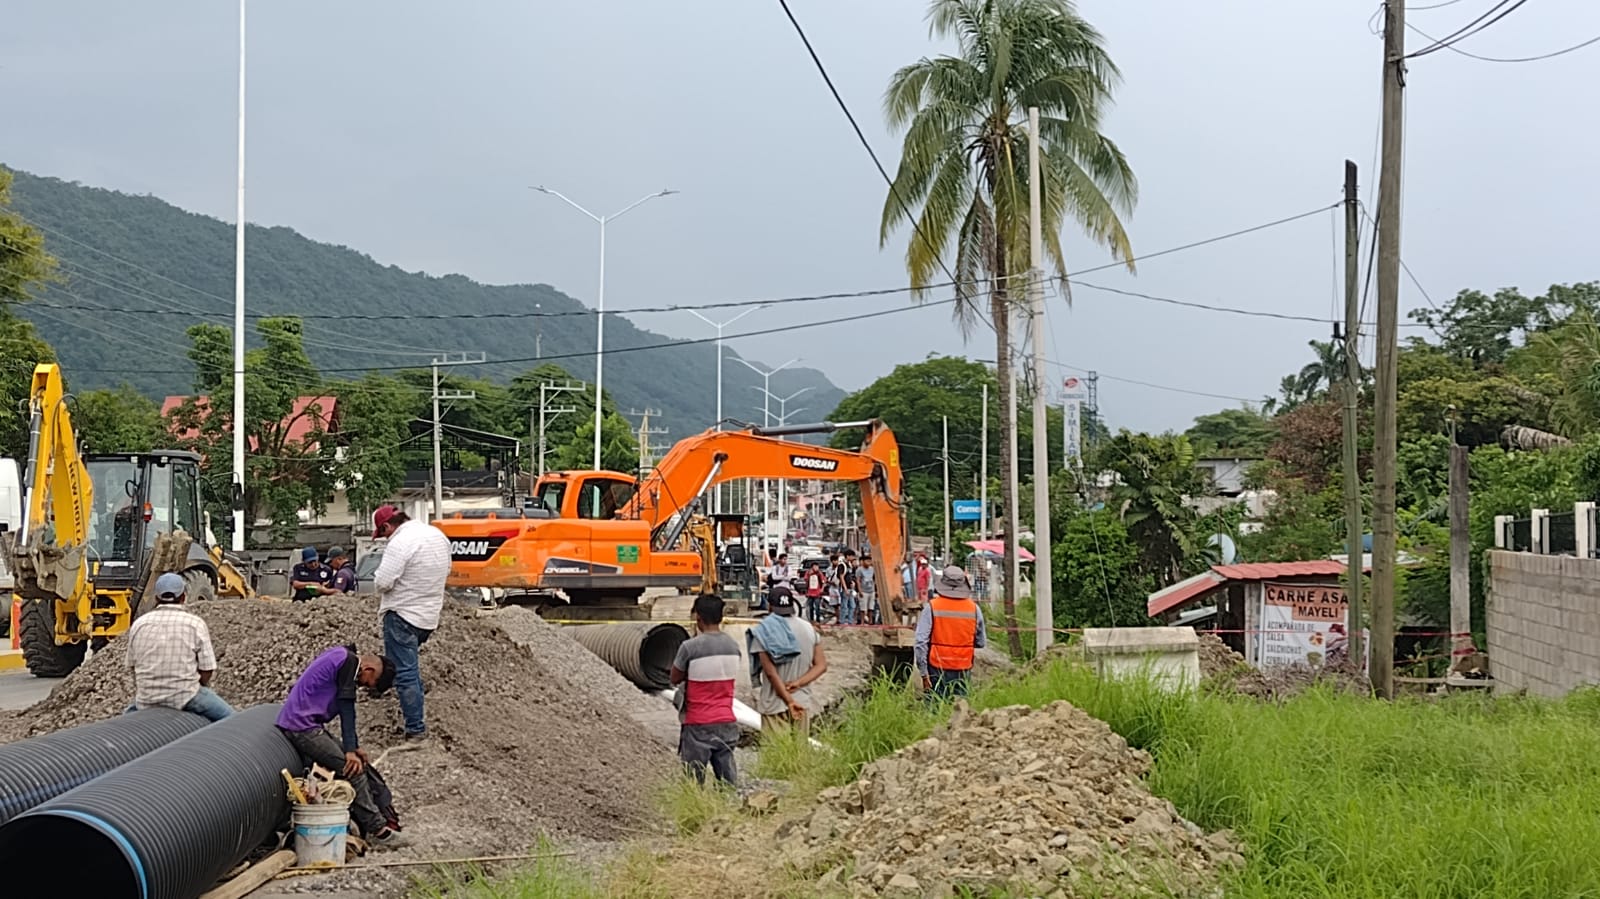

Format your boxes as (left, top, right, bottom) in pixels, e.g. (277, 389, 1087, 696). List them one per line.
(915, 565, 988, 701)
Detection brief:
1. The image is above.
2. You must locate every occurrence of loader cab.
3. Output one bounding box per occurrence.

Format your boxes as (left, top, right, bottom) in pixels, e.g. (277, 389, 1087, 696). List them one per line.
(531, 470, 638, 520)
(83, 451, 204, 588)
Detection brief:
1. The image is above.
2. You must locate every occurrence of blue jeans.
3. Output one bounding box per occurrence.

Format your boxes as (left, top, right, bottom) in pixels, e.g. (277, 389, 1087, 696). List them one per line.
(924, 666, 970, 703)
(840, 591, 858, 625)
(383, 611, 433, 736)
(124, 686, 235, 722)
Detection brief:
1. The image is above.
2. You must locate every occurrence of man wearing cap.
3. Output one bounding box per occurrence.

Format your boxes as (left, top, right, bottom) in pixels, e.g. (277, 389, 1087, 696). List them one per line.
(290, 547, 335, 602)
(370, 504, 452, 740)
(124, 572, 235, 722)
(275, 645, 405, 847)
(914, 565, 989, 701)
(327, 546, 359, 594)
(748, 584, 827, 735)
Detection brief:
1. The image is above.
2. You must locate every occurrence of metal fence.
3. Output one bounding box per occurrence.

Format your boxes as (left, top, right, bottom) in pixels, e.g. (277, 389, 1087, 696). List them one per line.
(1494, 504, 1597, 557)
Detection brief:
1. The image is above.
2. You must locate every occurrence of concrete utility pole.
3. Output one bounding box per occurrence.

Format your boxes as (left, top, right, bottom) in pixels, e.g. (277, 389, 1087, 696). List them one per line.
(1007, 359, 1021, 639)
(1027, 107, 1054, 651)
(534, 380, 582, 477)
(1449, 440, 1472, 671)
(230, 0, 247, 552)
(624, 408, 669, 472)
(431, 353, 485, 519)
(942, 415, 951, 561)
(1371, 0, 1406, 699)
(980, 381, 989, 540)
(534, 302, 542, 359)
(1341, 160, 1364, 668)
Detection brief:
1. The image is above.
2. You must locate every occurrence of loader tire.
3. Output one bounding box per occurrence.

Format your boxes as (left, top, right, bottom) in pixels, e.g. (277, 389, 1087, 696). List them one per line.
(183, 568, 218, 603)
(18, 596, 86, 678)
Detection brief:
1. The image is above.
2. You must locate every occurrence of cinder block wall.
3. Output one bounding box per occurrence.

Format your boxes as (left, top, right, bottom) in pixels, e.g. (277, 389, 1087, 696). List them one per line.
(1486, 550, 1600, 697)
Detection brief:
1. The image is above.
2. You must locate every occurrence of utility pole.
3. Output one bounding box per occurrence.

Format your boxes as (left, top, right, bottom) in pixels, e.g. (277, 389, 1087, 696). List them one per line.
(535, 380, 582, 477)
(534, 302, 542, 359)
(1006, 356, 1021, 651)
(624, 408, 670, 472)
(942, 415, 951, 561)
(980, 381, 989, 541)
(1371, 0, 1406, 699)
(1027, 107, 1054, 651)
(431, 352, 484, 519)
(1341, 160, 1364, 669)
(1449, 433, 1472, 672)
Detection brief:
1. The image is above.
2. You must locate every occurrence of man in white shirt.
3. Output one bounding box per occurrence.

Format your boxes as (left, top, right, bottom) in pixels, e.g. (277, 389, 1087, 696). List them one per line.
(371, 504, 451, 740)
(125, 572, 235, 721)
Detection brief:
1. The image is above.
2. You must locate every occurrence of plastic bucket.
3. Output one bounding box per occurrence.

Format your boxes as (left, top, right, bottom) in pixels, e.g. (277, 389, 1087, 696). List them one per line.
(291, 801, 352, 868)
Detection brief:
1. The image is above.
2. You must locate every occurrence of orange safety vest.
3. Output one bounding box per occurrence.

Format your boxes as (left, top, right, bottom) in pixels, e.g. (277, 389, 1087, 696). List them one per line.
(927, 594, 979, 671)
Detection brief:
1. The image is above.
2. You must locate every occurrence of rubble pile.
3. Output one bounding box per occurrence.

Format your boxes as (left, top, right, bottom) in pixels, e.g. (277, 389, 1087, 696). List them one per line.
(1196, 633, 1248, 678)
(789, 701, 1241, 898)
(1197, 634, 1370, 700)
(0, 597, 672, 868)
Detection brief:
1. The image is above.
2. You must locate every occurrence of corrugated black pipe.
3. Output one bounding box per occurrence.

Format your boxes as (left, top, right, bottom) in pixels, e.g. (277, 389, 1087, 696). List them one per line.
(0, 708, 208, 826)
(0, 704, 300, 899)
(569, 622, 690, 689)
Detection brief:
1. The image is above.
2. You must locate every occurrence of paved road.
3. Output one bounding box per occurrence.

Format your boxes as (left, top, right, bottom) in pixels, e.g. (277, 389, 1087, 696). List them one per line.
(0, 670, 56, 712)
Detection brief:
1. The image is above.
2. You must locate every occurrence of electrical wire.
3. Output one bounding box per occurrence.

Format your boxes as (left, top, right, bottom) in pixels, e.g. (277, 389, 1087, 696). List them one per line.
(1405, 0, 1529, 59)
(1406, 22, 1600, 61)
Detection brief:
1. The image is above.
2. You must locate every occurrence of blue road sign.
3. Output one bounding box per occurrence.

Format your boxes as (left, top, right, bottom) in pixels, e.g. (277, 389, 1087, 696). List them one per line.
(952, 499, 982, 521)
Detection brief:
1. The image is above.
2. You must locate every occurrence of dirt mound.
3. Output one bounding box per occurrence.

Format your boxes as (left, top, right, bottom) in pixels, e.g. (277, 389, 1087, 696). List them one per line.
(787, 701, 1241, 897)
(0, 596, 671, 884)
(1197, 634, 1370, 700)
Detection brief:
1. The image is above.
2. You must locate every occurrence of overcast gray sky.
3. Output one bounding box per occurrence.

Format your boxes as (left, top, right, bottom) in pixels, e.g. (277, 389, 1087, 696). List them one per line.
(4, 0, 1598, 433)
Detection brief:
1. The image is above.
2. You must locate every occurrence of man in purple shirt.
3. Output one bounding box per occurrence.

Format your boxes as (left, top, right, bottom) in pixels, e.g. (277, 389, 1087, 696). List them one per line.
(275, 645, 402, 846)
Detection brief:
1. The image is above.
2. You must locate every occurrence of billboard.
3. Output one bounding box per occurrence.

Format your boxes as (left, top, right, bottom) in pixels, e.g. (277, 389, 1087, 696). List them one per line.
(1062, 376, 1087, 471)
(1257, 582, 1366, 669)
(952, 499, 982, 521)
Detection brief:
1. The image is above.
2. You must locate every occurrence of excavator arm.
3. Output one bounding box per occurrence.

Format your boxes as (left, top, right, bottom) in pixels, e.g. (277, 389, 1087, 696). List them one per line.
(631, 420, 911, 620)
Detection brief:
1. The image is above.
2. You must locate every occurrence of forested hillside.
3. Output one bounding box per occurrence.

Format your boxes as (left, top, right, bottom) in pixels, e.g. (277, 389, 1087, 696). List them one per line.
(4, 169, 843, 433)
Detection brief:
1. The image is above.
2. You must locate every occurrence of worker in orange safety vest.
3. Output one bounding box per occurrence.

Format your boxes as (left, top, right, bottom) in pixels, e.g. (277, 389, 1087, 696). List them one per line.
(914, 565, 989, 701)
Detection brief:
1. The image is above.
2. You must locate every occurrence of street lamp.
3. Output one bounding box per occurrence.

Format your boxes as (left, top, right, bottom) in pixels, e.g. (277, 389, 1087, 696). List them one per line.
(688, 305, 763, 513)
(231, 0, 247, 551)
(752, 385, 812, 556)
(735, 356, 802, 555)
(531, 185, 676, 468)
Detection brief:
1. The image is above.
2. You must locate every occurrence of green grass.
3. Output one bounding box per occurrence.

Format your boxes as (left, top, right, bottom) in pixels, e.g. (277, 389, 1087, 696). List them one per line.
(420, 664, 1600, 898)
(412, 837, 603, 899)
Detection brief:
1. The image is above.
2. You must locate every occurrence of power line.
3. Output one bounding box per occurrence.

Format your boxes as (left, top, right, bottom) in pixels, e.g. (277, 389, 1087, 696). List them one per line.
(1405, 0, 1528, 59)
(1406, 22, 1600, 61)
(1071, 204, 1339, 276)
(774, 0, 965, 291)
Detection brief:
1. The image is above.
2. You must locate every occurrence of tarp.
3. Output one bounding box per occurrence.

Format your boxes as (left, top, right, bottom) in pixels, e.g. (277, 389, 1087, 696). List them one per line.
(965, 539, 1035, 562)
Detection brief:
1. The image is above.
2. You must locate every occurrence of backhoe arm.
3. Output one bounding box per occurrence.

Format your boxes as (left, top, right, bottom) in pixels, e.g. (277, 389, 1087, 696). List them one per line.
(19, 364, 92, 555)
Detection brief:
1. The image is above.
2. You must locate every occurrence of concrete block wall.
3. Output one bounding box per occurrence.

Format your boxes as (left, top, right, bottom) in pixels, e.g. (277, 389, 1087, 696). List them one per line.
(1486, 550, 1600, 697)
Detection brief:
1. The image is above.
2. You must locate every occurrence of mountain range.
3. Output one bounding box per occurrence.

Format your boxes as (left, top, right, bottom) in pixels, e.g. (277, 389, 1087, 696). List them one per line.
(5, 169, 844, 435)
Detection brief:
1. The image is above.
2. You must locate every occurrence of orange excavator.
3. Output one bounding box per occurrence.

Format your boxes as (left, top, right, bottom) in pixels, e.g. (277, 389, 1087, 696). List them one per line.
(435, 419, 917, 663)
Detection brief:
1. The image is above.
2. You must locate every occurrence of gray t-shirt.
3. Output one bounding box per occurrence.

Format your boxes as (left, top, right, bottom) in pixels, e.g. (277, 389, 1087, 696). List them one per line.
(749, 616, 820, 716)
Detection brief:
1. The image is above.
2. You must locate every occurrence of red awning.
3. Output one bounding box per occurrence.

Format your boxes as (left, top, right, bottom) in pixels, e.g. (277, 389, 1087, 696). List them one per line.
(965, 539, 1036, 562)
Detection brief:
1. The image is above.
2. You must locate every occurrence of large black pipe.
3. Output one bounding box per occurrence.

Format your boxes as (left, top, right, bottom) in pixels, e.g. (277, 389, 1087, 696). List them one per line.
(0, 704, 300, 899)
(569, 622, 689, 689)
(0, 708, 208, 826)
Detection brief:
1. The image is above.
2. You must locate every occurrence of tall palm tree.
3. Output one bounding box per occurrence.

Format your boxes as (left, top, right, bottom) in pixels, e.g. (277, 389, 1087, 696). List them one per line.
(881, 0, 1136, 654)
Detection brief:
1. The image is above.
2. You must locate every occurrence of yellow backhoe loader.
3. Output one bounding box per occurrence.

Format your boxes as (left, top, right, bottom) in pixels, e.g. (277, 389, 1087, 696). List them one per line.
(0, 364, 254, 677)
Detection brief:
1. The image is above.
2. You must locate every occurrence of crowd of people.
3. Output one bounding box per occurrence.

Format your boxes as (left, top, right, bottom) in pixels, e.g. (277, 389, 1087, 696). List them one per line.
(760, 548, 890, 625)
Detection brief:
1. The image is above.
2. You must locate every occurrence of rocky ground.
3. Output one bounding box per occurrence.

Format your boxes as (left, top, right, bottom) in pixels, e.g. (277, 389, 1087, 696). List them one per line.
(0, 595, 674, 896)
(645, 700, 1241, 899)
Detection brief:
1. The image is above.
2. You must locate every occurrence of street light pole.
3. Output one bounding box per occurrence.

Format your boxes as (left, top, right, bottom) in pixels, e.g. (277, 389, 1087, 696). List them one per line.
(688, 306, 762, 514)
(531, 186, 676, 469)
(735, 356, 802, 556)
(231, 0, 247, 551)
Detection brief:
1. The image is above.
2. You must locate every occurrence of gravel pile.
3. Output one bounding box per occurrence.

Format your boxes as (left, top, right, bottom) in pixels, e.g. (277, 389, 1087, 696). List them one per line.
(1196, 633, 1249, 678)
(0, 596, 672, 894)
(788, 700, 1242, 897)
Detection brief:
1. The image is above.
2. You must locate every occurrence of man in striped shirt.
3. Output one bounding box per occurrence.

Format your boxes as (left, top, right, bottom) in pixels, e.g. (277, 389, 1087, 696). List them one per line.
(669, 594, 741, 786)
